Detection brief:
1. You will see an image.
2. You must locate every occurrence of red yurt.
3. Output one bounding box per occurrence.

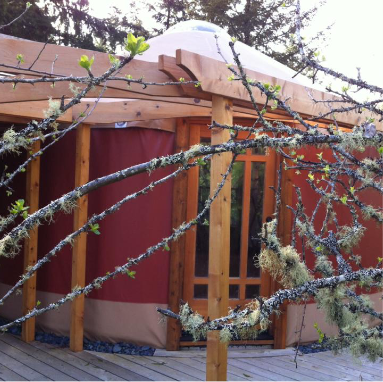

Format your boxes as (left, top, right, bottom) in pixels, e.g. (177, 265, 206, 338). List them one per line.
(0, 21, 381, 351)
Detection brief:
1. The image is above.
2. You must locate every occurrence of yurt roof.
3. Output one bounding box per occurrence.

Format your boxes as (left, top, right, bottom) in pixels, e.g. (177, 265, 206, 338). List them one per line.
(139, 20, 323, 91)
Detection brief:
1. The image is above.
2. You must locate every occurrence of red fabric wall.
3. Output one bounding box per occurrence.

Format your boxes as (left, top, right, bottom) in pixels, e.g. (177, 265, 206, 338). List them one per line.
(0, 128, 175, 305)
(292, 146, 382, 278)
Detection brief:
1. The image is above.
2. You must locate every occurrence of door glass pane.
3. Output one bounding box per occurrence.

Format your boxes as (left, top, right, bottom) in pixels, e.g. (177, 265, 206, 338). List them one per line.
(245, 284, 260, 299)
(229, 285, 239, 299)
(194, 285, 208, 299)
(251, 147, 267, 155)
(247, 162, 265, 278)
(195, 158, 244, 278)
(195, 155, 210, 277)
(230, 161, 244, 277)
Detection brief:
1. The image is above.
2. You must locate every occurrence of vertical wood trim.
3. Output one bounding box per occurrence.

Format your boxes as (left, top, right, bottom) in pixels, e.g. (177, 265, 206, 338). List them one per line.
(260, 150, 277, 299)
(70, 124, 91, 352)
(166, 119, 190, 351)
(239, 160, 251, 301)
(206, 96, 233, 381)
(273, 152, 293, 349)
(22, 140, 41, 343)
(183, 125, 200, 304)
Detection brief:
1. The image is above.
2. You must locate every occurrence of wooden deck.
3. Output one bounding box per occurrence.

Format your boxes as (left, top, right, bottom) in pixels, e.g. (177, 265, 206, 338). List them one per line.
(0, 334, 381, 381)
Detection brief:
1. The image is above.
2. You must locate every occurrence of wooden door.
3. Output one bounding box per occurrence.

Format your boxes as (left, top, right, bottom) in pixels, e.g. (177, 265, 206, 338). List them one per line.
(183, 123, 277, 334)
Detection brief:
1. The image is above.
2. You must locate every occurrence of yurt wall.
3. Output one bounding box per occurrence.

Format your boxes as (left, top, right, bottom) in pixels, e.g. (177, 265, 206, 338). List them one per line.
(0, 126, 176, 348)
(285, 145, 383, 346)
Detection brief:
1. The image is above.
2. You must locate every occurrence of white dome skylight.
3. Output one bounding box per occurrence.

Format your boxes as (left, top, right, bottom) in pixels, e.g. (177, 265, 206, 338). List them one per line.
(164, 20, 231, 40)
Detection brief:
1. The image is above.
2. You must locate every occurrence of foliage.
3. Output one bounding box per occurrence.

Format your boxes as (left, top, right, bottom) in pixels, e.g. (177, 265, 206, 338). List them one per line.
(0, 0, 148, 52)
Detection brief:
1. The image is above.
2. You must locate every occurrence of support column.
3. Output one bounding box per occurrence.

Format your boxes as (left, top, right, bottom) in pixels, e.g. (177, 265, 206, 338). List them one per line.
(22, 140, 41, 343)
(206, 95, 233, 381)
(70, 124, 90, 352)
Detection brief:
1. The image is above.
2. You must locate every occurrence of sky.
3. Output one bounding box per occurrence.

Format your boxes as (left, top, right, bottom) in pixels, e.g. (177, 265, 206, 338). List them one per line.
(88, 0, 383, 88)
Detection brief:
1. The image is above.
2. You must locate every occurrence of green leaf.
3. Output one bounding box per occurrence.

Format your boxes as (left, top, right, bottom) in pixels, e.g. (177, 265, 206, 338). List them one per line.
(26, 2, 32, 8)
(340, 195, 348, 205)
(196, 158, 206, 166)
(10, 199, 29, 216)
(124, 33, 150, 56)
(6, 190, 12, 197)
(16, 54, 25, 64)
(163, 243, 170, 251)
(89, 223, 100, 235)
(126, 269, 136, 279)
(179, 77, 185, 83)
(202, 219, 209, 226)
(36, 300, 41, 306)
(78, 55, 94, 71)
(108, 54, 120, 66)
(378, 147, 383, 155)
(350, 186, 355, 195)
(308, 172, 314, 181)
(316, 152, 323, 160)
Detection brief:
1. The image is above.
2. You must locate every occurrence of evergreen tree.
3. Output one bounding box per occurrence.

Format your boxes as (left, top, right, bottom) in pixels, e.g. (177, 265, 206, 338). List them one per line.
(0, 0, 148, 52)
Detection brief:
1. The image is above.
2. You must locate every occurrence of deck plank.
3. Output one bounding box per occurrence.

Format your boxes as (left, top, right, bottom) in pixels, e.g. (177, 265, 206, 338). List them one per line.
(146, 356, 205, 380)
(0, 362, 27, 381)
(0, 340, 63, 380)
(227, 358, 282, 381)
(121, 354, 200, 381)
(240, 356, 318, 381)
(0, 349, 50, 381)
(261, 355, 351, 381)
(29, 341, 119, 381)
(73, 350, 148, 381)
(197, 358, 294, 382)
(93, 351, 174, 381)
(307, 351, 383, 376)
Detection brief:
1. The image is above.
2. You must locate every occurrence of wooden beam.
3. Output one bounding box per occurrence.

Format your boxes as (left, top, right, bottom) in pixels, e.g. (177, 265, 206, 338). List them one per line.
(72, 99, 271, 125)
(166, 119, 190, 351)
(176, 49, 374, 129)
(70, 124, 91, 352)
(0, 100, 72, 122)
(206, 95, 233, 381)
(0, 34, 183, 99)
(21, 140, 41, 343)
(72, 100, 213, 124)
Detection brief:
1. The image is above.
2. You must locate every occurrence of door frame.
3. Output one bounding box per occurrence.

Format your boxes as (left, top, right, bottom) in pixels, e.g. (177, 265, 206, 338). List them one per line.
(166, 117, 288, 349)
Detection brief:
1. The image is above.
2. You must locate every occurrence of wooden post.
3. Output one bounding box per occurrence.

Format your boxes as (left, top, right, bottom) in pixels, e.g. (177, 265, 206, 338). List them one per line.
(206, 96, 233, 381)
(70, 124, 91, 352)
(166, 119, 189, 350)
(21, 140, 41, 343)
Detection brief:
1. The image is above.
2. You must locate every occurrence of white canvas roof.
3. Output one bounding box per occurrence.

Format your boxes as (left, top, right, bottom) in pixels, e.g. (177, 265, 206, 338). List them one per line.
(138, 20, 322, 91)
